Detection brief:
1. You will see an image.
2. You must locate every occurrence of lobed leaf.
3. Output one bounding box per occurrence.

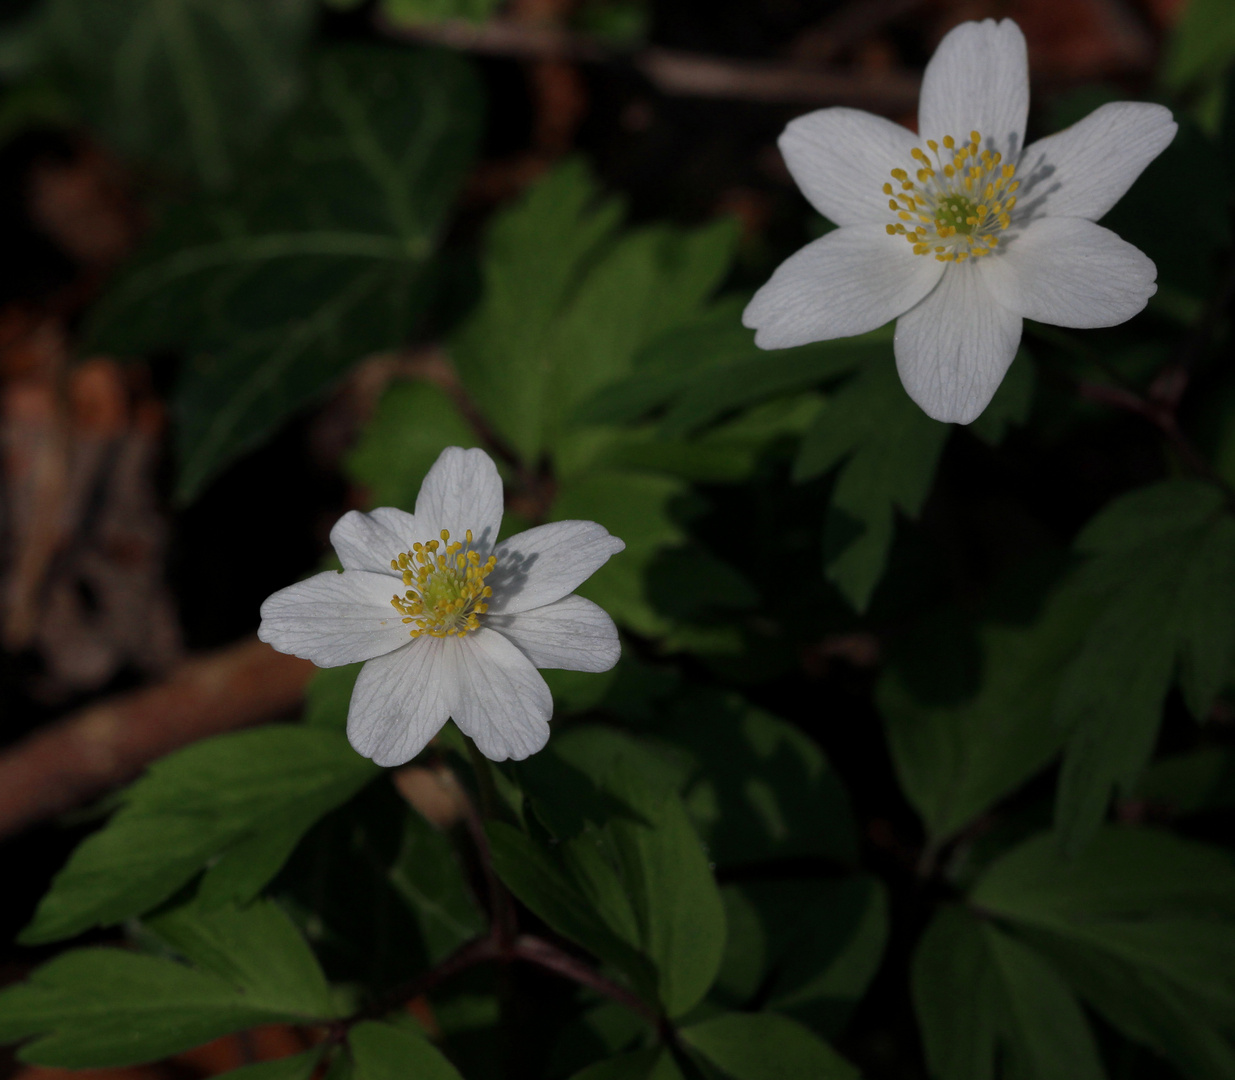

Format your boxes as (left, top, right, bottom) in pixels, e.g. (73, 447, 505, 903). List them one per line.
(21, 726, 378, 944)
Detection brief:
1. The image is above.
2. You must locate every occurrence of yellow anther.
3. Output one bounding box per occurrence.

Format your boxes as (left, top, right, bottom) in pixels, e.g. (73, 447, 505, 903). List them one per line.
(943, 135, 955, 148)
(927, 139, 939, 151)
(912, 148, 929, 164)
(970, 130, 981, 144)
(898, 211, 913, 221)
(883, 182, 894, 195)
(1002, 164, 1015, 179)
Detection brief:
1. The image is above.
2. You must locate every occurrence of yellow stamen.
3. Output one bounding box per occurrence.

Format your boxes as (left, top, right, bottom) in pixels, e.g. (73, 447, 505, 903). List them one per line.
(389, 528, 498, 639)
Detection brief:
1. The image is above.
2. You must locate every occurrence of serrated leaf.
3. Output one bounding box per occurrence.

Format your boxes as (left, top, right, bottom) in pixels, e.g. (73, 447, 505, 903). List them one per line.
(602, 763, 727, 1018)
(879, 587, 1092, 841)
(146, 897, 334, 1018)
(912, 905, 1105, 1080)
(89, 45, 481, 502)
(35, 0, 312, 189)
(387, 806, 486, 963)
(1053, 480, 1235, 851)
(486, 820, 658, 1003)
(21, 726, 378, 943)
(680, 1012, 858, 1080)
(655, 694, 858, 866)
(345, 380, 480, 510)
(451, 160, 736, 465)
(349, 1020, 463, 1080)
(793, 357, 949, 611)
(970, 828, 1235, 1079)
(0, 913, 337, 1070)
(716, 877, 887, 1038)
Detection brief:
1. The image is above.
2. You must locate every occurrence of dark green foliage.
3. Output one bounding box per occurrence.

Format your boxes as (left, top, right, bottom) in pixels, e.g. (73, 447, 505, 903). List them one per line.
(89, 45, 482, 501)
(0, 899, 338, 1067)
(1053, 480, 1235, 850)
(349, 1020, 465, 1080)
(21, 726, 378, 943)
(29, 0, 314, 189)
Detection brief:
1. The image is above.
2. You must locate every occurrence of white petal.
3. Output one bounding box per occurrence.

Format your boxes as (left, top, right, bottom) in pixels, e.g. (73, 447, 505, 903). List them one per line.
(330, 510, 407, 574)
(979, 217, 1157, 328)
(919, 19, 1029, 161)
(486, 520, 625, 616)
(347, 637, 454, 767)
(894, 264, 1023, 424)
(742, 225, 946, 349)
(488, 595, 621, 673)
(368, 506, 421, 548)
(778, 107, 921, 226)
(1015, 102, 1176, 223)
(414, 447, 504, 554)
(451, 629, 552, 762)
(258, 570, 412, 666)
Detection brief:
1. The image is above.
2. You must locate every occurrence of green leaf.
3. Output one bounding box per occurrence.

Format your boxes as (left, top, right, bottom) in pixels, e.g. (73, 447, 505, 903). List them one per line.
(486, 820, 658, 1003)
(146, 897, 335, 1019)
(345, 380, 481, 510)
(1053, 480, 1235, 850)
(551, 469, 688, 639)
(655, 694, 858, 866)
(215, 1051, 324, 1079)
(715, 877, 888, 1037)
(878, 587, 1091, 842)
(305, 663, 363, 730)
(680, 1013, 858, 1080)
(970, 828, 1235, 1079)
(35, 0, 312, 189)
(89, 45, 481, 502)
(0, 901, 339, 1069)
(967, 353, 1035, 445)
(912, 905, 1105, 1080)
(1135, 746, 1235, 817)
(602, 764, 727, 1018)
(387, 806, 486, 963)
(568, 1048, 685, 1080)
(21, 726, 378, 943)
(793, 357, 949, 611)
(349, 1020, 464, 1080)
(1163, 0, 1235, 93)
(452, 159, 736, 464)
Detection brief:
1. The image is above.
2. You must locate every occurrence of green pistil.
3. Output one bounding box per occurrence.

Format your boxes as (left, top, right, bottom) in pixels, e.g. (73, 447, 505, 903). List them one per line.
(935, 196, 977, 234)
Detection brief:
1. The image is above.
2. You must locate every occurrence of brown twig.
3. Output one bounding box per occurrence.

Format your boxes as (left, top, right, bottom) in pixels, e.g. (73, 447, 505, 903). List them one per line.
(0, 636, 315, 841)
(511, 935, 661, 1028)
(375, 16, 922, 111)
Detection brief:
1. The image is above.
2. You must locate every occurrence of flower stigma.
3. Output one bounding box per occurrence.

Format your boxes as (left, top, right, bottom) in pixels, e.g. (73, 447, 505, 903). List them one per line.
(883, 130, 1020, 262)
(389, 529, 497, 638)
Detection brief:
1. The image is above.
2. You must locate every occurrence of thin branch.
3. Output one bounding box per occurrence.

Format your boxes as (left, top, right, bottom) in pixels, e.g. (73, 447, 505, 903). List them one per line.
(375, 15, 922, 111)
(512, 935, 662, 1029)
(0, 637, 314, 841)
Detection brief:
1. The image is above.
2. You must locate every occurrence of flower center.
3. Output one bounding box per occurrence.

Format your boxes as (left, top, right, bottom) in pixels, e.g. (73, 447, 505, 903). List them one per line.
(884, 130, 1020, 263)
(389, 529, 497, 639)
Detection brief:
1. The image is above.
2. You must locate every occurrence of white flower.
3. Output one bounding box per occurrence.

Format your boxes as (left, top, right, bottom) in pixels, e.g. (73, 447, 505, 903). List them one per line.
(259, 447, 625, 765)
(743, 18, 1177, 423)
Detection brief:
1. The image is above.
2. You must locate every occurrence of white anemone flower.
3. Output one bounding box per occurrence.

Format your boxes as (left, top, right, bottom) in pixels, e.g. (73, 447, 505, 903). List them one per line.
(743, 18, 1177, 423)
(259, 447, 624, 765)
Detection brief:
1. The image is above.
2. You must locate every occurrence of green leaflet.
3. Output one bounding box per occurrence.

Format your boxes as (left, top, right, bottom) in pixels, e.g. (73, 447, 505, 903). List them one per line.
(88, 45, 481, 502)
(680, 1012, 858, 1080)
(345, 380, 481, 511)
(215, 1051, 325, 1079)
(349, 1020, 464, 1080)
(387, 805, 487, 963)
(451, 159, 737, 466)
(912, 905, 1105, 1080)
(878, 586, 1092, 842)
(492, 755, 727, 1018)
(1053, 479, 1235, 851)
(793, 357, 949, 612)
(0, 900, 337, 1068)
(971, 828, 1235, 1079)
(714, 877, 888, 1037)
(33, 0, 312, 189)
(21, 726, 378, 944)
